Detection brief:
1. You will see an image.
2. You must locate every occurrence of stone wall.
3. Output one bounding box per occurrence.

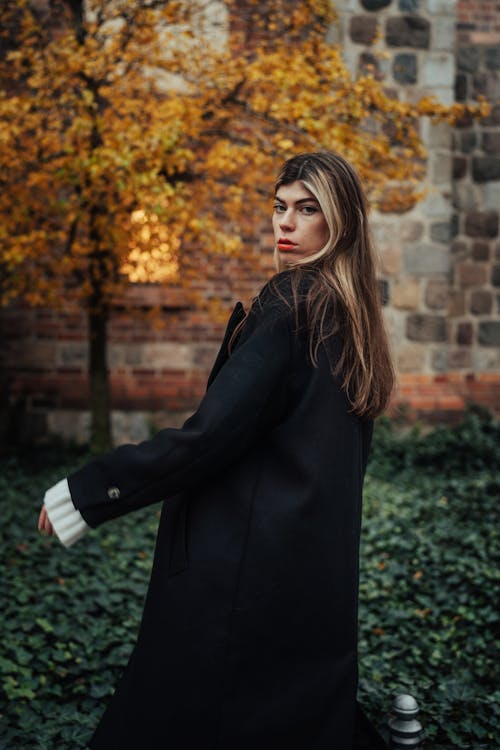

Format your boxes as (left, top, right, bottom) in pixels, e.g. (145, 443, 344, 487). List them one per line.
(451, 0, 500, 372)
(1, 0, 499, 445)
(338, 0, 500, 419)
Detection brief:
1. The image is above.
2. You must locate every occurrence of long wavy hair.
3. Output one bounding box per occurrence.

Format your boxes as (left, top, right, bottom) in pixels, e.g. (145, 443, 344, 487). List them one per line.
(270, 151, 394, 418)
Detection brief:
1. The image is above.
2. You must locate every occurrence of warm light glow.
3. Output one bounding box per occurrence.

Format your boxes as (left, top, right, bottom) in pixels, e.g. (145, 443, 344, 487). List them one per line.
(122, 209, 180, 283)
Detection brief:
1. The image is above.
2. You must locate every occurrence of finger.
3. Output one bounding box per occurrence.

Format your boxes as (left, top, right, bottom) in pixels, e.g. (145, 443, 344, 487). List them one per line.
(38, 506, 55, 536)
(44, 513, 54, 536)
(38, 506, 47, 532)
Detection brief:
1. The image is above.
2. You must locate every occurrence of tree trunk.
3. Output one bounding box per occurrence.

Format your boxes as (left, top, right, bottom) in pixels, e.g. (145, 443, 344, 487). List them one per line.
(88, 306, 112, 454)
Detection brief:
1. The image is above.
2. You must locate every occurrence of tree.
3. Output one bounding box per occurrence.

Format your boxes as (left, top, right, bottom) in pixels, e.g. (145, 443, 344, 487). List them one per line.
(0, 0, 486, 452)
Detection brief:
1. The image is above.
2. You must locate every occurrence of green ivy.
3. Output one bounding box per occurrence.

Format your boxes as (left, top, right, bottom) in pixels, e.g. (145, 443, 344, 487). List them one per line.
(0, 409, 498, 749)
(0, 445, 159, 750)
(359, 407, 499, 748)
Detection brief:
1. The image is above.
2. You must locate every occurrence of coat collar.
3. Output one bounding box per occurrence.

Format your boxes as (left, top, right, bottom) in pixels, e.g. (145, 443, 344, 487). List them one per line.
(206, 302, 246, 390)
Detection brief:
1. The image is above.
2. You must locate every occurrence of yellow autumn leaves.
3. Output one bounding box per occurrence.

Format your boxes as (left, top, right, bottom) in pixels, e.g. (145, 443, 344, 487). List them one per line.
(0, 0, 487, 313)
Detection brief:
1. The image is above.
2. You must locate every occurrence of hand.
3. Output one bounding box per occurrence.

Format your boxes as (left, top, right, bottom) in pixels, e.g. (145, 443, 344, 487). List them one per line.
(38, 505, 55, 537)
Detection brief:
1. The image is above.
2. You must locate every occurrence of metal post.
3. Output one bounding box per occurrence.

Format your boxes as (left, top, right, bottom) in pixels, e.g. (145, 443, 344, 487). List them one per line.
(389, 694, 424, 749)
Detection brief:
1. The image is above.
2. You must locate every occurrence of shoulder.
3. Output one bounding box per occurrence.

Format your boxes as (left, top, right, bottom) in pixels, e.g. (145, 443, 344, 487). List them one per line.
(254, 268, 316, 315)
(235, 269, 319, 351)
(230, 269, 316, 356)
(234, 272, 300, 349)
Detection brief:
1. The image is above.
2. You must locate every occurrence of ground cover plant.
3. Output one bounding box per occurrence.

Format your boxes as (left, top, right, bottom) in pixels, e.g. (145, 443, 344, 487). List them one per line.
(358, 407, 499, 748)
(0, 408, 498, 749)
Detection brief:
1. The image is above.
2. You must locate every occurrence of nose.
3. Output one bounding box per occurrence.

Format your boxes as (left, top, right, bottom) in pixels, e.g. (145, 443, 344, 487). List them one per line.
(279, 208, 295, 231)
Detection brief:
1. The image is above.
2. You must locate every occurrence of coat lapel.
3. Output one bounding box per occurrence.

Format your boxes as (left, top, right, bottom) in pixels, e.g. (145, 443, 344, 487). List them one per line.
(206, 301, 246, 390)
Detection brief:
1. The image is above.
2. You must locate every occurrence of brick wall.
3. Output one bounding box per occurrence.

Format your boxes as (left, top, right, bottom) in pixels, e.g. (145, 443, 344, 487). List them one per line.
(1, 0, 499, 445)
(0, 244, 275, 444)
(457, 0, 500, 42)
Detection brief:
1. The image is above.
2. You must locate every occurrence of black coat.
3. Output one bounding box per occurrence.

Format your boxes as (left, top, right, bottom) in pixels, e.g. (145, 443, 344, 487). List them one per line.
(68, 270, 380, 750)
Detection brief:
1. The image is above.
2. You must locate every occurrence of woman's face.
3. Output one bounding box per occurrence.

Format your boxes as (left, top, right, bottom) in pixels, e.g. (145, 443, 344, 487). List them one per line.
(272, 181, 330, 264)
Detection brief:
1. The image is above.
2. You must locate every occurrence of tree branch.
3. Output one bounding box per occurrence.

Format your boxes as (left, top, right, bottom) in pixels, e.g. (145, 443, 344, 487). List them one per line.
(62, 0, 85, 44)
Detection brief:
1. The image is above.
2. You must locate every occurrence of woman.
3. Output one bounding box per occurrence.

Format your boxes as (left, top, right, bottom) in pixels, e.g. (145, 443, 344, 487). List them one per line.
(39, 151, 394, 749)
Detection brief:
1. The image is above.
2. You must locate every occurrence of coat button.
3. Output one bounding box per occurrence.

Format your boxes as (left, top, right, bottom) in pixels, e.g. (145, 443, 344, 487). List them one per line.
(107, 486, 120, 500)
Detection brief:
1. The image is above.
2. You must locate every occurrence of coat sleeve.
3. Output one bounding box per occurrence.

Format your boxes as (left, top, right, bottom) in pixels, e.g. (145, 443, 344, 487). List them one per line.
(68, 293, 293, 528)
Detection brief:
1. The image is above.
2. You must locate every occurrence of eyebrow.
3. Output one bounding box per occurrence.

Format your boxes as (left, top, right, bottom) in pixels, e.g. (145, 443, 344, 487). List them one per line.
(274, 196, 320, 205)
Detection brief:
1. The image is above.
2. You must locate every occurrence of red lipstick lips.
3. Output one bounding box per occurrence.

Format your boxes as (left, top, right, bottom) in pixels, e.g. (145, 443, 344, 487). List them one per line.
(277, 238, 297, 251)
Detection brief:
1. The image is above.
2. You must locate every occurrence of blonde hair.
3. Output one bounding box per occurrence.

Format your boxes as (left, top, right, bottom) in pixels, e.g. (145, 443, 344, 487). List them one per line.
(272, 151, 394, 418)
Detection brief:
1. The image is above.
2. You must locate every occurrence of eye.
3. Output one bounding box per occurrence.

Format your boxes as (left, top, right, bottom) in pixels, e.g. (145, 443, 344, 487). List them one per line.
(300, 205, 319, 215)
(273, 203, 286, 213)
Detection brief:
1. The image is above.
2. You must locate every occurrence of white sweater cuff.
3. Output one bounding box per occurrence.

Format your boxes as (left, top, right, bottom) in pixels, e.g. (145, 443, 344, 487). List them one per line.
(44, 478, 89, 548)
